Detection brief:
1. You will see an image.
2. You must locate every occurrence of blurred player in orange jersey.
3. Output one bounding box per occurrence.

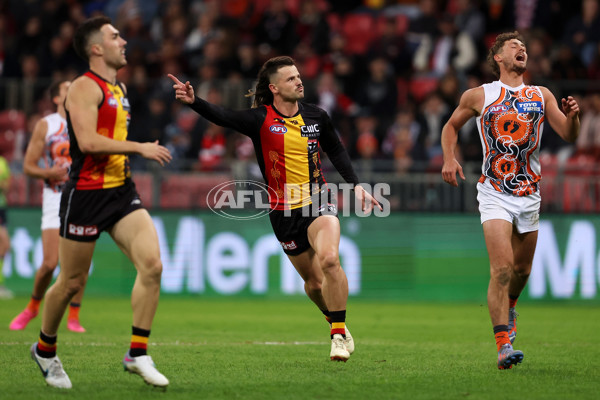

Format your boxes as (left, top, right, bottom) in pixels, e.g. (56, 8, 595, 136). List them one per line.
(441, 31, 580, 369)
(10, 80, 89, 332)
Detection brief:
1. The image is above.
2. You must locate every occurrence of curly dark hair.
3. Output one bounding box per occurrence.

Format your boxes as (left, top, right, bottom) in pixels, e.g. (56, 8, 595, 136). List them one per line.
(246, 56, 296, 108)
(73, 16, 112, 63)
(487, 31, 524, 78)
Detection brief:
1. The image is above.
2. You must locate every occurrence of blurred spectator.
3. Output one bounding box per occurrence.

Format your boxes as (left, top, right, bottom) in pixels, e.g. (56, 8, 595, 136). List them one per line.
(367, 16, 414, 78)
(195, 123, 226, 171)
(233, 41, 261, 80)
(437, 72, 461, 109)
(413, 13, 477, 78)
(382, 108, 428, 173)
(453, 0, 486, 43)
(296, 0, 330, 55)
(551, 44, 587, 81)
(577, 93, 600, 158)
(417, 91, 451, 161)
(254, 0, 297, 55)
(185, 13, 218, 72)
(563, 0, 600, 67)
(355, 57, 397, 139)
(523, 32, 552, 83)
(409, 0, 439, 37)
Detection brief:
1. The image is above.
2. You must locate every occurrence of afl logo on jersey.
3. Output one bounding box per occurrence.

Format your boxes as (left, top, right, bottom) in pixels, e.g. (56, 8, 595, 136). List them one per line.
(107, 96, 119, 108)
(269, 124, 287, 134)
(489, 105, 508, 113)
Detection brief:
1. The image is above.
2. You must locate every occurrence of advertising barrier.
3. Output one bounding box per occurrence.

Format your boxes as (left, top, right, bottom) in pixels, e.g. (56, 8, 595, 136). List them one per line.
(3, 209, 599, 301)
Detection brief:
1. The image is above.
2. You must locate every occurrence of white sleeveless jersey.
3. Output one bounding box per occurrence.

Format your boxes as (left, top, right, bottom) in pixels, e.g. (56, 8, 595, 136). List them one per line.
(475, 81, 545, 196)
(42, 113, 71, 192)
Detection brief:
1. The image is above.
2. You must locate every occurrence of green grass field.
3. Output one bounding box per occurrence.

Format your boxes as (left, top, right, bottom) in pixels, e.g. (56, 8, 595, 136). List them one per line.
(1, 297, 599, 399)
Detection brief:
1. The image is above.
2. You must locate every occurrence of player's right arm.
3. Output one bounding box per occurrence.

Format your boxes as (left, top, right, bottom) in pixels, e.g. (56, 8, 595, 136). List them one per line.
(441, 87, 483, 187)
(66, 76, 171, 165)
(24, 118, 69, 182)
(168, 74, 260, 138)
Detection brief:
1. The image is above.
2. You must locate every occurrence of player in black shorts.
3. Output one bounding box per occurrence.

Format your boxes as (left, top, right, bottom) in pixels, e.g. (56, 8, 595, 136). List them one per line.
(169, 56, 382, 361)
(30, 16, 172, 389)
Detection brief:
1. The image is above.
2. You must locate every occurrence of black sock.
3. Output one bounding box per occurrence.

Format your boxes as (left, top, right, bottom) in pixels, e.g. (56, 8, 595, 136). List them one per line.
(37, 331, 57, 358)
(129, 326, 150, 357)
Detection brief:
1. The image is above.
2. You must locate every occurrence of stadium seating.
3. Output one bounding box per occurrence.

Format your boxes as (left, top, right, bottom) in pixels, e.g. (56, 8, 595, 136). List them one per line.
(159, 173, 232, 209)
(342, 13, 376, 54)
(408, 76, 439, 103)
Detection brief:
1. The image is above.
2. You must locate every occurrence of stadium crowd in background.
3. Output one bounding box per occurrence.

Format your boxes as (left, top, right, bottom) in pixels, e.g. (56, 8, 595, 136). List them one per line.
(0, 0, 598, 175)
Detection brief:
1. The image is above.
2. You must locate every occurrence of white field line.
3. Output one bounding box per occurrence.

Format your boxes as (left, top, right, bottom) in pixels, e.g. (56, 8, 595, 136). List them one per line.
(1, 340, 328, 346)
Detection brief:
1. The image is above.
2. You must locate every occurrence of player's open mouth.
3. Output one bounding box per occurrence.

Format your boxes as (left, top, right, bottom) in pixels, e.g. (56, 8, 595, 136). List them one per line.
(516, 54, 525, 62)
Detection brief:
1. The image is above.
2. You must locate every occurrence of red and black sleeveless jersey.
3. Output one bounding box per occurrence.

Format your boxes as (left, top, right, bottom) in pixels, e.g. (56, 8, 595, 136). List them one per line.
(189, 97, 359, 210)
(66, 71, 132, 190)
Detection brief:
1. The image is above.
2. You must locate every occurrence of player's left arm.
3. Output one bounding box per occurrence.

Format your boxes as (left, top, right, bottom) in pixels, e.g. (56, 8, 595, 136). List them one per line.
(319, 112, 382, 212)
(540, 86, 580, 143)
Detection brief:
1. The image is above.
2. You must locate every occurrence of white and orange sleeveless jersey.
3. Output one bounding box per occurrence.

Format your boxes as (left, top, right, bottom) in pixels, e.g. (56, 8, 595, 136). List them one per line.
(42, 112, 71, 192)
(476, 81, 545, 196)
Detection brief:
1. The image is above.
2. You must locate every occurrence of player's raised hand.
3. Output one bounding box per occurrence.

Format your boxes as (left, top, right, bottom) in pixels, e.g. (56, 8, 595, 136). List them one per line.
(139, 140, 172, 166)
(442, 158, 465, 187)
(167, 74, 195, 104)
(561, 96, 580, 119)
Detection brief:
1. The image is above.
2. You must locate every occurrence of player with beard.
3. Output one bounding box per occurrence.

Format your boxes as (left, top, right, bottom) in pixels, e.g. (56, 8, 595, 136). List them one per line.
(441, 31, 580, 369)
(30, 16, 171, 389)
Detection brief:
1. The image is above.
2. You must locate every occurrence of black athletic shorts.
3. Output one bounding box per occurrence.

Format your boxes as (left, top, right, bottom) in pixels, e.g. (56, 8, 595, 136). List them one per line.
(269, 200, 338, 256)
(59, 180, 144, 242)
(0, 208, 6, 226)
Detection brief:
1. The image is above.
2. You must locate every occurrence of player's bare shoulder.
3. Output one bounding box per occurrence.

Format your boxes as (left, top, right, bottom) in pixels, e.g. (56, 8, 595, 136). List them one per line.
(66, 75, 103, 108)
(536, 86, 556, 105)
(459, 86, 485, 116)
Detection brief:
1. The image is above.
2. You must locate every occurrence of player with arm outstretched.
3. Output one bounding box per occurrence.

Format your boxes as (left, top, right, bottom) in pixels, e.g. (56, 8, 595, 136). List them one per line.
(169, 56, 382, 361)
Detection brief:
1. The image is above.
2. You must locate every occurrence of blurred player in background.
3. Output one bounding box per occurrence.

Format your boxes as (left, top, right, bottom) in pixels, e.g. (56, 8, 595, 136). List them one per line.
(30, 16, 172, 389)
(10, 80, 89, 332)
(441, 31, 580, 369)
(169, 56, 382, 362)
(0, 155, 12, 299)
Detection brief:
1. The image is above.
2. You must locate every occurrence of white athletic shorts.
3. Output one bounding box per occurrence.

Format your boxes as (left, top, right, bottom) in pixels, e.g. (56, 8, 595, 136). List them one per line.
(476, 181, 540, 233)
(41, 187, 62, 230)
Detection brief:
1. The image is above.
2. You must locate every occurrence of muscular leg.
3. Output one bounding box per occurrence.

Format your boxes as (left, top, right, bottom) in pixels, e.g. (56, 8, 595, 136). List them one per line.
(108, 209, 162, 330)
(482, 219, 514, 327)
(32, 229, 60, 298)
(42, 237, 94, 335)
(287, 248, 328, 312)
(306, 215, 348, 312)
(509, 230, 538, 298)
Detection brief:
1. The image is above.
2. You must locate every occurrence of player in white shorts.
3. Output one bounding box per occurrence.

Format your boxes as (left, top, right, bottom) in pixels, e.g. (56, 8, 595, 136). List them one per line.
(10, 80, 90, 332)
(441, 31, 580, 369)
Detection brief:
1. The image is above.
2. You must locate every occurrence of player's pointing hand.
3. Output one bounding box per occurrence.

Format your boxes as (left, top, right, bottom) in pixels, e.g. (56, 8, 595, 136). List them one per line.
(168, 74, 195, 104)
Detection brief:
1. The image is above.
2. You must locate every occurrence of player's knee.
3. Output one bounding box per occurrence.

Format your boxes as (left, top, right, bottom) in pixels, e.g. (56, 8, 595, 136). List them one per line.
(40, 258, 59, 273)
(141, 256, 163, 281)
(491, 264, 512, 285)
(319, 250, 340, 272)
(64, 277, 85, 297)
(513, 263, 531, 279)
(304, 279, 322, 294)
